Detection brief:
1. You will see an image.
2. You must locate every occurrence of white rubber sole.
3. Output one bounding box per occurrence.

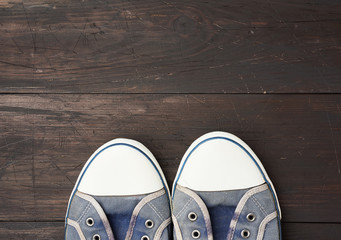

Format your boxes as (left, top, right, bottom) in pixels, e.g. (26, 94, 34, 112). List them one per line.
(172, 131, 281, 219)
(65, 138, 171, 222)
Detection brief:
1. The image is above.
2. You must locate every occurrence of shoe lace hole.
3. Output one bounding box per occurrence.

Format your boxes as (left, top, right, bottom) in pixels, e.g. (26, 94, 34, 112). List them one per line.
(86, 217, 94, 227)
(192, 230, 200, 239)
(241, 229, 250, 238)
(93, 234, 101, 240)
(246, 213, 256, 222)
(188, 212, 197, 221)
(145, 219, 154, 228)
(141, 235, 149, 240)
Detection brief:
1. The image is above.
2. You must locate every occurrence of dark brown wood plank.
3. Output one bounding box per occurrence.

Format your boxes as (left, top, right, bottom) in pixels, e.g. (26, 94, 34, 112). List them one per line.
(0, 94, 340, 223)
(282, 223, 341, 240)
(0, 222, 340, 240)
(0, 222, 64, 240)
(0, 0, 340, 93)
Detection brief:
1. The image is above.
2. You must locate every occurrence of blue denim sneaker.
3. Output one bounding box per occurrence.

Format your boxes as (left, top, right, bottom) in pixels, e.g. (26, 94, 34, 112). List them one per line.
(65, 138, 172, 240)
(172, 132, 282, 240)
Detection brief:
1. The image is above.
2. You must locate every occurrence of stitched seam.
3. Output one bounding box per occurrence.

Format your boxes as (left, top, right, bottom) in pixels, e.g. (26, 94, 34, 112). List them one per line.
(251, 195, 268, 216)
(77, 202, 91, 223)
(67, 219, 86, 240)
(226, 184, 268, 240)
(154, 218, 171, 240)
(125, 189, 165, 240)
(172, 214, 183, 240)
(175, 198, 194, 218)
(148, 202, 165, 221)
(256, 211, 277, 240)
(76, 191, 115, 240)
(191, 196, 212, 239)
(177, 185, 213, 240)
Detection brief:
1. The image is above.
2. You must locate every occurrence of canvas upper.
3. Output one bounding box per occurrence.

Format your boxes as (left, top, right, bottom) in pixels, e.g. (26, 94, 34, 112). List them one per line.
(172, 132, 282, 240)
(65, 138, 172, 240)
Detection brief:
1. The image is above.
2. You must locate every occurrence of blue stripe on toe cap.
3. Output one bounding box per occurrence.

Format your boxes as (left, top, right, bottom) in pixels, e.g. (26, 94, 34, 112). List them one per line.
(172, 136, 282, 240)
(65, 143, 169, 226)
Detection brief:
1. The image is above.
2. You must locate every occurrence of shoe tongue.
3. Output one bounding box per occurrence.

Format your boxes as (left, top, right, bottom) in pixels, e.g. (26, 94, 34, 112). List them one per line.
(195, 189, 248, 239)
(93, 194, 147, 240)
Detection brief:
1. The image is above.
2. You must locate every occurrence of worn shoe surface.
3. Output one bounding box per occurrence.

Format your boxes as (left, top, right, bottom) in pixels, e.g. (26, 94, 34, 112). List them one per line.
(65, 139, 171, 240)
(172, 132, 282, 240)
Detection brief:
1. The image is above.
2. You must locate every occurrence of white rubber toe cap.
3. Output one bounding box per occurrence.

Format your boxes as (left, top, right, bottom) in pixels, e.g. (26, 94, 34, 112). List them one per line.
(76, 138, 166, 196)
(173, 131, 281, 218)
(175, 132, 266, 191)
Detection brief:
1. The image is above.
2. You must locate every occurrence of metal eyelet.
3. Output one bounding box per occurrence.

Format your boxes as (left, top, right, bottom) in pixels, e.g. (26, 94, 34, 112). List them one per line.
(188, 212, 197, 221)
(86, 217, 94, 227)
(145, 219, 154, 228)
(241, 229, 250, 239)
(141, 235, 150, 240)
(246, 213, 256, 222)
(93, 234, 101, 240)
(192, 230, 200, 239)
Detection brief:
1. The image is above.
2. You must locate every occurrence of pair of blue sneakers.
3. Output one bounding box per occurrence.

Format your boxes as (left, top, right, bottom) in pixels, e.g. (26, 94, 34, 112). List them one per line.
(65, 131, 282, 240)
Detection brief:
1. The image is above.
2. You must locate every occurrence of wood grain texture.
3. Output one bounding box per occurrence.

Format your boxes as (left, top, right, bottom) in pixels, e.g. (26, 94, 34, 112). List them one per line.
(282, 223, 341, 240)
(0, 94, 340, 223)
(1, 0, 340, 237)
(0, 0, 340, 93)
(0, 222, 64, 240)
(0, 222, 341, 240)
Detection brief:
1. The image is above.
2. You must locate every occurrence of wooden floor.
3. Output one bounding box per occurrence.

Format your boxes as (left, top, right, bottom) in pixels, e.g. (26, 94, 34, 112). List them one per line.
(0, 0, 340, 239)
